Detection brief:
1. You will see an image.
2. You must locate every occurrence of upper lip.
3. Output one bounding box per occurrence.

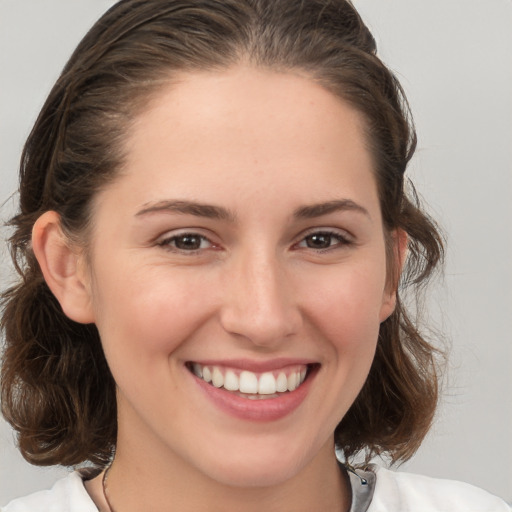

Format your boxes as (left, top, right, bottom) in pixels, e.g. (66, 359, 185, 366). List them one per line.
(186, 358, 318, 373)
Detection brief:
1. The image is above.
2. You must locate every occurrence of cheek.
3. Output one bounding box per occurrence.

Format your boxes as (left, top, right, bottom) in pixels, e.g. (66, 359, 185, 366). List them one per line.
(89, 265, 217, 374)
(301, 261, 388, 349)
(297, 265, 385, 430)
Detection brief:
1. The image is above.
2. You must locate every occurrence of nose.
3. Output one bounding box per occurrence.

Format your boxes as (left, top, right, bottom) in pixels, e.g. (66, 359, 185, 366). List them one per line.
(219, 249, 302, 347)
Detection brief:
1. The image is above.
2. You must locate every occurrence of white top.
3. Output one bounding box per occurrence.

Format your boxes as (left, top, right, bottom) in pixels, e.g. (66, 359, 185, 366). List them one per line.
(1, 472, 97, 512)
(2, 465, 510, 512)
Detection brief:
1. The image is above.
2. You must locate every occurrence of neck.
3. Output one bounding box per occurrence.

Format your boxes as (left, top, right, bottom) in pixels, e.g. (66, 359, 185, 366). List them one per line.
(92, 391, 352, 512)
(100, 435, 349, 512)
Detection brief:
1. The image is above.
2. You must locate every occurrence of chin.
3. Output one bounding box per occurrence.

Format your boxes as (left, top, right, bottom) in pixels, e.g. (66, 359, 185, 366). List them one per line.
(211, 462, 300, 489)
(198, 438, 316, 489)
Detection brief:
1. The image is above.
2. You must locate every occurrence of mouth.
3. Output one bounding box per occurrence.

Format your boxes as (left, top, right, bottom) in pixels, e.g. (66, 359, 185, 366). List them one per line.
(186, 362, 318, 400)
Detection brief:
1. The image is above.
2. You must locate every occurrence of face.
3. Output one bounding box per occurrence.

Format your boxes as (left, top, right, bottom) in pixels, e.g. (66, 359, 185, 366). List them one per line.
(81, 67, 397, 487)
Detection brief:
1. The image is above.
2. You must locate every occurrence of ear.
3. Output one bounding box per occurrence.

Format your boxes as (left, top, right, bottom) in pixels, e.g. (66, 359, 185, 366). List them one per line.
(379, 228, 408, 322)
(32, 211, 95, 324)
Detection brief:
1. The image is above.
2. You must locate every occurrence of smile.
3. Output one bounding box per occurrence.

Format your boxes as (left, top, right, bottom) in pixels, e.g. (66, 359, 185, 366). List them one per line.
(187, 363, 310, 398)
(186, 361, 319, 421)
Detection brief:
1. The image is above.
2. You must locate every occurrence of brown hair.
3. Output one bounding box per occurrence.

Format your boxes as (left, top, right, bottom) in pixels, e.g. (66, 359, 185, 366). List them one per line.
(1, 0, 444, 468)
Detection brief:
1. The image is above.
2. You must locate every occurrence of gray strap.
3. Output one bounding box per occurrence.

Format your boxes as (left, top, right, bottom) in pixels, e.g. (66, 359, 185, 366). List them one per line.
(347, 468, 376, 512)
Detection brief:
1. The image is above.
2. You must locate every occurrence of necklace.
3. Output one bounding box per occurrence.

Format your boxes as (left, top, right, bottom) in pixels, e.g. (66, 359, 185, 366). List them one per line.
(102, 464, 117, 512)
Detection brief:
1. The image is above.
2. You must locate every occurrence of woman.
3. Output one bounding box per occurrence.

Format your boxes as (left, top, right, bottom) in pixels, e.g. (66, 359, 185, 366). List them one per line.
(1, 0, 509, 510)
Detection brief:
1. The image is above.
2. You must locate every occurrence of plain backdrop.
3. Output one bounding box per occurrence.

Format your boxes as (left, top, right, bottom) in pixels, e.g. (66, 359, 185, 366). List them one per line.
(1, 0, 511, 505)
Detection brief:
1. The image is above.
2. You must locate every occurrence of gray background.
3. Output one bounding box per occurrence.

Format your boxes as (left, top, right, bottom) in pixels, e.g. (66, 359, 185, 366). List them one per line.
(1, 0, 511, 505)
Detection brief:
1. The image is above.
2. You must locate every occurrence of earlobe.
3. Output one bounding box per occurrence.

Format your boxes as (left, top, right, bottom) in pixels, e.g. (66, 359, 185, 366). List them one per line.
(32, 211, 95, 324)
(379, 228, 408, 322)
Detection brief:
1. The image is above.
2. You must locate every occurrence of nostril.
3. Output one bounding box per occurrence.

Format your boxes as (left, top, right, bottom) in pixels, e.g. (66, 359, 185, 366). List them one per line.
(219, 307, 302, 347)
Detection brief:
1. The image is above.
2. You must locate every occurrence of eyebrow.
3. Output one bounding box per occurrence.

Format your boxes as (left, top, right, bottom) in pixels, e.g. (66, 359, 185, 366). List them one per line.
(293, 199, 370, 219)
(135, 198, 370, 222)
(135, 200, 236, 221)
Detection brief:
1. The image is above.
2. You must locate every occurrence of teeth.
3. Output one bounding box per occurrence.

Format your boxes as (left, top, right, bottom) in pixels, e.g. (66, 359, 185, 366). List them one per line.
(202, 366, 212, 383)
(287, 372, 297, 391)
(192, 363, 203, 378)
(224, 370, 239, 391)
(258, 372, 276, 395)
(191, 364, 309, 396)
(276, 372, 288, 392)
(212, 367, 224, 388)
(245, 393, 279, 400)
(239, 371, 258, 394)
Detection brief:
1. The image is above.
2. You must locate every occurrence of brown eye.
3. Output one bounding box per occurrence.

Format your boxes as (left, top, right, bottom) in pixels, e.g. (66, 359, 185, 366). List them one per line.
(174, 234, 203, 250)
(305, 233, 334, 249)
(297, 231, 350, 251)
(159, 233, 211, 251)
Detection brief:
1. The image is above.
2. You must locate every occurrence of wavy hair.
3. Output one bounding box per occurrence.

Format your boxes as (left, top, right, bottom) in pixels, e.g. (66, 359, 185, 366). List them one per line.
(1, 0, 444, 468)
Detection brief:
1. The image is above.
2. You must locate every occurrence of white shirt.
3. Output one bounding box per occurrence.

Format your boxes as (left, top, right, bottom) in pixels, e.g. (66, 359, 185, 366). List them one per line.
(2, 465, 510, 511)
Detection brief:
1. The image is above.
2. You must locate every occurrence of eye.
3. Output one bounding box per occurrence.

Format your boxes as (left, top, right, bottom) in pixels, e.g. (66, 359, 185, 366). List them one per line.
(296, 230, 351, 251)
(158, 233, 213, 252)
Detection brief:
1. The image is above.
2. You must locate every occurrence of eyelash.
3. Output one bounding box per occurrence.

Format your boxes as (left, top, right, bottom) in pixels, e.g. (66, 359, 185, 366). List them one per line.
(157, 233, 213, 253)
(294, 230, 353, 252)
(157, 229, 352, 254)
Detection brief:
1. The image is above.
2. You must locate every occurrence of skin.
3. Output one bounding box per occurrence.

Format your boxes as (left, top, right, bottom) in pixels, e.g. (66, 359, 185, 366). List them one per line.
(34, 66, 403, 512)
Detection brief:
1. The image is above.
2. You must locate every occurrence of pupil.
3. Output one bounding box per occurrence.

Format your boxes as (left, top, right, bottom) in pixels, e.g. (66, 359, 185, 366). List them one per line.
(307, 234, 331, 249)
(176, 235, 201, 250)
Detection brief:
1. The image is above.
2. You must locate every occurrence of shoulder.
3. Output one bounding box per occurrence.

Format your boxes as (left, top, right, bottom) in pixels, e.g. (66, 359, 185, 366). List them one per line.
(1, 472, 98, 512)
(368, 465, 511, 512)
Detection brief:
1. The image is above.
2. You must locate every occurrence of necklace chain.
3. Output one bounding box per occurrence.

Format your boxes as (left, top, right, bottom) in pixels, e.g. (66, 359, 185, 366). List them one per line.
(102, 465, 116, 512)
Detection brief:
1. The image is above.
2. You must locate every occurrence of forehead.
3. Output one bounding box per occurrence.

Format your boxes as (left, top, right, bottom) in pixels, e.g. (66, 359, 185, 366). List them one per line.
(129, 66, 369, 156)
(96, 66, 379, 221)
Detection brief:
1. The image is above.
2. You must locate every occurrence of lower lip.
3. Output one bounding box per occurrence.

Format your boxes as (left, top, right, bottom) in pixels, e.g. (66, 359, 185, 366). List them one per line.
(190, 367, 317, 422)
